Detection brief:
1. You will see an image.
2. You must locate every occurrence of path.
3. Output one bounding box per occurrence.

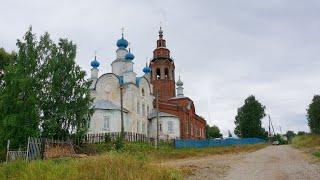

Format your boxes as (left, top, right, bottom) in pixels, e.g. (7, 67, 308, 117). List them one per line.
(161, 145, 320, 180)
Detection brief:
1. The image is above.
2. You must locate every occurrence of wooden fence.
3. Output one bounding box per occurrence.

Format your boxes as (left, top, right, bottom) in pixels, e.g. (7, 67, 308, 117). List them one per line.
(26, 137, 44, 161)
(84, 132, 148, 144)
(6, 137, 76, 162)
(6, 150, 27, 162)
(43, 138, 75, 159)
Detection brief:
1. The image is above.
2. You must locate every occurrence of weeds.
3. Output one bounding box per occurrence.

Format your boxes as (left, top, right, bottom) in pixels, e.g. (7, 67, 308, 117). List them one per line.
(0, 142, 266, 180)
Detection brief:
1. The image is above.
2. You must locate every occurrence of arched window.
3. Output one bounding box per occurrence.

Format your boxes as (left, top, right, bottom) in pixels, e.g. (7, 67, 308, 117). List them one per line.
(156, 68, 161, 79)
(142, 103, 145, 116)
(142, 88, 145, 96)
(172, 70, 174, 80)
(137, 101, 140, 114)
(164, 68, 169, 79)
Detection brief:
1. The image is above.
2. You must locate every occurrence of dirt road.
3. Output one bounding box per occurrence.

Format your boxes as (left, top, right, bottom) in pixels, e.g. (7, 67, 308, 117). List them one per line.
(162, 145, 320, 180)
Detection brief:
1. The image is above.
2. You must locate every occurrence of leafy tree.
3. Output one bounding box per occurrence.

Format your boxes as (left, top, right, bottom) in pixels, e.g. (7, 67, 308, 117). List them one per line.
(37, 34, 93, 140)
(205, 125, 222, 139)
(234, 95, 266, 138)
(0, 28, 40, 149)
(285, 130, 296, 143)
(307, 95, 320, 134)
(0, 27, 93, 150)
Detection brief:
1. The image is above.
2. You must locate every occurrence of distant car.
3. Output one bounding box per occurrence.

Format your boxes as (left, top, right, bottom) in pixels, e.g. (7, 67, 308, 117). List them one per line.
(272, 141, 280, 145)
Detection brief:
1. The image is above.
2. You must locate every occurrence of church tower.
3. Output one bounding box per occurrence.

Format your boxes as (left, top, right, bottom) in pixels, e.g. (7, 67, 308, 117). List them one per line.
(150, 27, 176, 101)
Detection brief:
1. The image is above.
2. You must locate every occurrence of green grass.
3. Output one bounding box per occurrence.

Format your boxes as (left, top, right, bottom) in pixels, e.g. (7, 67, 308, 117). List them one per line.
(292, 134, 320, 159)
(292, 134, 320, 148)
(312, 151, 320, 158)
(123, 142, 267, 162)
(0, 153, 182, 180)
(0, 142, 267, 180)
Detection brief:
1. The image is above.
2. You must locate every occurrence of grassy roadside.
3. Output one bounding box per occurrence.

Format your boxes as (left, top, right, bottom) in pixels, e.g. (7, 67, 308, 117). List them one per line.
(123, 142, 267, 162)
(0, 143, 267, 180)
(292, 134, 320, 159)
(292, 134, 320, 148)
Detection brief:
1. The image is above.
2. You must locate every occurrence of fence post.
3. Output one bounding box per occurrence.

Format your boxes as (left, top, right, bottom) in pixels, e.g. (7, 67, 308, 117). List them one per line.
(26, 137, 30, 162)
(5, 140, 10, 163)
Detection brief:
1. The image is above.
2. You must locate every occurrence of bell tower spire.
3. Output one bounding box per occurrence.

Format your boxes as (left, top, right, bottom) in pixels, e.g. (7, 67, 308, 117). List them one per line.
(149, 27, 176, 101)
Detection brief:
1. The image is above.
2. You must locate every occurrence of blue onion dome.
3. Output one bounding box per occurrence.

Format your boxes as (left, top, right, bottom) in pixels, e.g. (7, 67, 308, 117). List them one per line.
(125, 49, 135, 61)
(91, 56, 100, 68)
(143, 62, 151, 73)
(143, 66, 151, 74)
(116, 35, 129, 48)
(176, 76, 183, 86)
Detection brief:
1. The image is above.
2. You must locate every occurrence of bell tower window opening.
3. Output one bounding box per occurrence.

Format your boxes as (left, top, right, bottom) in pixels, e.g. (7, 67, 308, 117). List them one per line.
(156, 68, 161, 79)
(142, 88, 145, 96)
(164, 68, 169, 79)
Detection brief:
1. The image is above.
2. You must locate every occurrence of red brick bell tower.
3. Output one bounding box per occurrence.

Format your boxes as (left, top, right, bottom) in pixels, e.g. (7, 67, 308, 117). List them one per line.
(150, 27, 176, 101)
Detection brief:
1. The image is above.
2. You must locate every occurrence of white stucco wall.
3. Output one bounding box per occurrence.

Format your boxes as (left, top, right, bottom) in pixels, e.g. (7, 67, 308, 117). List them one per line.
(148, 116, 180, 140)
(88, 109, 128, 134)
(88, 42, 155, 137)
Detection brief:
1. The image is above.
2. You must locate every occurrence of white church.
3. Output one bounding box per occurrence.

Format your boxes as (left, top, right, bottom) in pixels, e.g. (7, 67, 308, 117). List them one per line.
(87, 32, 181, 139)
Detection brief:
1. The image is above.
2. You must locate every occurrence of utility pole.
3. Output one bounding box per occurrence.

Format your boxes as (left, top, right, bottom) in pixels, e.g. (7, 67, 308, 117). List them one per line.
(268, 115, 271, 143)
(268, 115, 275, 136)
(155, 90, 159, 149)
(120, 85, 124, 139)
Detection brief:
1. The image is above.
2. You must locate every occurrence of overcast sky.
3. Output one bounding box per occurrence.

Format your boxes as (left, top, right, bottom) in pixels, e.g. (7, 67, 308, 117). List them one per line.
(1, 0, 319, 135)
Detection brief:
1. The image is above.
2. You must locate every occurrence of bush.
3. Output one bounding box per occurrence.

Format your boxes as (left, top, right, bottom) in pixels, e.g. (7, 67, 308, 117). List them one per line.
(114, 137, 124, 151)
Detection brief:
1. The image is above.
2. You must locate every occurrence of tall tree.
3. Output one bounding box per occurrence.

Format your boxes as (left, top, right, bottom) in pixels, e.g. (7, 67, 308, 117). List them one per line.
(0, 27, 93, 150)
(38, 35, 93, 140)
(234, 95, 266, 138)
(307, 95, 320, 134)
(205, 125, 222, 139)
(0, 28, 40, 148)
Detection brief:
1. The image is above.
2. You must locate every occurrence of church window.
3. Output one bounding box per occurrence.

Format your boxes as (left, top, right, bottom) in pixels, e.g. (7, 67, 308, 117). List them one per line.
(142, 123, 145, 133)
(142, 103, 145, 116)
(137, 121, 140, 133)
(103, 116, 110, 130)
(159, 123, 162, 132)
(137, 102, 140, 114)
(156, 68, 161, 79)
(191, 124, 193, 135)
(124, 116, 129, 131)
(168, 121, 173, 133)
(142, 88, 145, 96)
(172, 70, 174, 80)
(164, 68, 169, 79)
(147, 106, 150, 115)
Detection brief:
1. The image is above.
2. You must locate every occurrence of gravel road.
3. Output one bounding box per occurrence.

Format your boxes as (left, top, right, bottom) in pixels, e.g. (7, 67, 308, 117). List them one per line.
(162, 145, 320, 180)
